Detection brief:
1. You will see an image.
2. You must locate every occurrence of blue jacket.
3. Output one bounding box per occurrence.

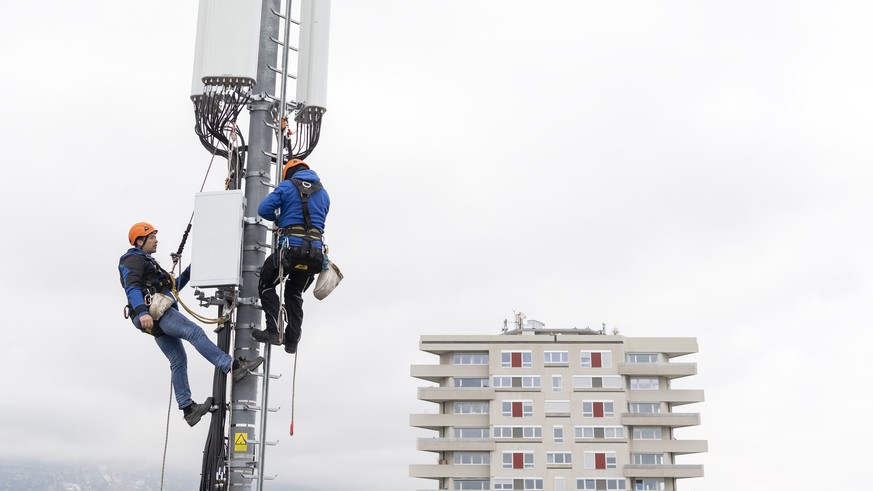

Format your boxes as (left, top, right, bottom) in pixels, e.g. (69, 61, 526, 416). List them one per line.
(258, 168, 330, 247)
(118, 247, 190, 322)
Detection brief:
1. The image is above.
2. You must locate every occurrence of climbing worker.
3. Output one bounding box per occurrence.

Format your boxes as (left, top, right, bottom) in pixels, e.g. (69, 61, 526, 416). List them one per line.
(118, 222, 264, 427)
(251, 159, 330, 354)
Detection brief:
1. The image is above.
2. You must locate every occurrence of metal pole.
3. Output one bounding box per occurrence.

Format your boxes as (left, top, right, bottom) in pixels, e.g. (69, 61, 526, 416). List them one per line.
(230, 0, 280, 489)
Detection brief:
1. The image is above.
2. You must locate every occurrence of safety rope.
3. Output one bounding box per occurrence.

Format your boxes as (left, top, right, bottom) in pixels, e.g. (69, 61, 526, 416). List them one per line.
(160, 378, 172, 491)
(290, 349, 298, 436)
(168, 273, 228, 324)
(276, 247, 286, 341)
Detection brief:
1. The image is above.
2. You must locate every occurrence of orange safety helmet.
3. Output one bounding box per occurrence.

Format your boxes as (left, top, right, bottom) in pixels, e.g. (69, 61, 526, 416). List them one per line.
(282, 158, 309, 179)
(128, 222, 158, 245)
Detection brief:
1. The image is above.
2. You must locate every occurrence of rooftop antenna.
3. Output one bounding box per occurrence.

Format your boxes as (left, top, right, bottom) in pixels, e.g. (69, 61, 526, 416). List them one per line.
(514, 311, 526, 330)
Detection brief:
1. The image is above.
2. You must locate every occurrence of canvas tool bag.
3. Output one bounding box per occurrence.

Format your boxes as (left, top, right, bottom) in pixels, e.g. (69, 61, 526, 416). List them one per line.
(313, 261, 343, 300)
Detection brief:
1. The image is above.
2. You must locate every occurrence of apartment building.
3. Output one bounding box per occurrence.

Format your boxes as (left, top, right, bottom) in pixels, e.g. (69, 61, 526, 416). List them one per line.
(409, 324, 706, 491)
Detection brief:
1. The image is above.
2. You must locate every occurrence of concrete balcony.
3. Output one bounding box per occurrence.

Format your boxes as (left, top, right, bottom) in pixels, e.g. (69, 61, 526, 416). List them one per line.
(417, 437, 496, 452)
(411, 364, 490, 383)
(623, 337, 699, 357)
(618, 362, 697, 379)
(630, 439, 708, 455)
(418, 387, 496, 402)
(626, 389, 704, 406)
(409, 463, 490, 479)
(410, 413, 489, 431)
(624, 464, 704, 479)
(621, 412, 701, 428)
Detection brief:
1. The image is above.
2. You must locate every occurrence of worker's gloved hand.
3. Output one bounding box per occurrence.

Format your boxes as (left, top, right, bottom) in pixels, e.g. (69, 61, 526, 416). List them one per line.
(140, 313, 155, 332)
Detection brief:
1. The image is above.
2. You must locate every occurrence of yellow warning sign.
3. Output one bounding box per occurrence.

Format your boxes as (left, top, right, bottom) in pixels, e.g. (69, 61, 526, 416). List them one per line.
(234, 432, 248, 452)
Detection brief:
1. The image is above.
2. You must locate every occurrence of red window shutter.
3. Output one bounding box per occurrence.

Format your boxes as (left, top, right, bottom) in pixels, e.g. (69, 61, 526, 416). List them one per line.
(595, 453, 606, 469)
(591, 352, 602, 368)
(593, 402, 604, 418)
(513, 453, 524, 469)
(511, 352, 522, 367)
(512, 402, 522, 417)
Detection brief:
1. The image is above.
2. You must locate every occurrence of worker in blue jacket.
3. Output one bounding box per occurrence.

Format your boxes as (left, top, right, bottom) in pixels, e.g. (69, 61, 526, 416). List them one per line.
(252, 159, 330, 354)
(119, 222, 264, 426)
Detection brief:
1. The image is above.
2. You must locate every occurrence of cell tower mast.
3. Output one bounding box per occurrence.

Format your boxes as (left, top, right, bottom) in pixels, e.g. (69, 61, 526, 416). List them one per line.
(188, 0, 330, 489)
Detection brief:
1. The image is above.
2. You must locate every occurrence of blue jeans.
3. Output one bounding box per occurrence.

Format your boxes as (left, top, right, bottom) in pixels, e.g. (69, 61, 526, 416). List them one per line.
(137, 308, 233, 409)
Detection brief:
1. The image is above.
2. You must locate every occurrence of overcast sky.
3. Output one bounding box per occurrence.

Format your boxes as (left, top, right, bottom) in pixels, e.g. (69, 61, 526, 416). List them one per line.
(2, 1, 871, 490)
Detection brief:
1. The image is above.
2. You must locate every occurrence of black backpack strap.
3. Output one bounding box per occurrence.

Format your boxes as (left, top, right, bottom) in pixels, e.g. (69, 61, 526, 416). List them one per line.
(290, 178, 323, 230)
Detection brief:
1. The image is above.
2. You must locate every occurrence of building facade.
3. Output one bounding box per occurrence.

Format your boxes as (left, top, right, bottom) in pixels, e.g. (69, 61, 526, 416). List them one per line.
(410, 325, 706, 491)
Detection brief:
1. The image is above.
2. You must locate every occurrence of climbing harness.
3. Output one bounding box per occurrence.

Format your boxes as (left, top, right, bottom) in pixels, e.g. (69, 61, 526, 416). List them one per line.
(274, 178, 326, 273)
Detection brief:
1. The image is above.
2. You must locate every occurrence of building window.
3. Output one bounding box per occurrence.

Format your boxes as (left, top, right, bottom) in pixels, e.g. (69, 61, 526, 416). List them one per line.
(493, 426, 542, 439)
(524, 479, 544, 490)
(454, 353, 489, 365)
(497, 479, 544, 490)
(632, 453, 664, 465)
(633, 479, 665, 490)
(502, 401, 534, 417)
(501, 351, 533, 368)
(631, 427, 662, 440)
(493, 479, 513, 490)
(454, 401, 490, 414)
(552, 375, 562, 392)
(454, 377, 489, 388)
(629, 377, 659, 390)
(583, 451, 617, 469)
(454, 427, 489, 439)
(575, 426, 624, 439)
(577, 479, 627, 490)
(493, 375, 541, 389)
(580, 351, 612, 368)
(547, 452, 572, 464)
(626, 353, 657, 364)
(544, 350, 569, 364)
(502, 452, 534, 469)
(454, 480, 489, 490)
(555, 477, 566, 491)
(553, 425, 564, 443)
(573, 375, 622, 389)
(582, 401, 614, 418)
(454, 452, 490, 465)
(628, 402, 659, 414)
(544, 400, 570, 414)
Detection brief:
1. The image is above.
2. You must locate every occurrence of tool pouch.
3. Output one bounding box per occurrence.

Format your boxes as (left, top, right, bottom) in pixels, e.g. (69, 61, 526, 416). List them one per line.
(148, 292, 176, 320)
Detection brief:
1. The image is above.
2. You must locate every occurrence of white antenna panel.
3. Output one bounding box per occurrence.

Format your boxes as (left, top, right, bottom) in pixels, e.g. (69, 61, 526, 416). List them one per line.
(295, 0, 331, 120)
(191, 0, 263, 97)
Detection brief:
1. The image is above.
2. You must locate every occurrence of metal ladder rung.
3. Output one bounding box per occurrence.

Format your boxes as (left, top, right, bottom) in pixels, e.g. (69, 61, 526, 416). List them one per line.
(269, 7, 299, 25)
(269, 36, 299, 51)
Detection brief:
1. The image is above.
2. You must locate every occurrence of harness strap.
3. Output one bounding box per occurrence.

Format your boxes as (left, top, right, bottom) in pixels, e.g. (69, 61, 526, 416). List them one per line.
(290, 178, 323, 230)
(277, 225, 323, 242)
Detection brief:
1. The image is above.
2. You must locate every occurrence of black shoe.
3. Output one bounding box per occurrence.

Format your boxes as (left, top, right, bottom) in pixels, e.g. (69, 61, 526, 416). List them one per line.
(231, 356, 265, 382)
(183, 397, 214, 427)
(251, 329, 282, 346)
(284, 343, 297, 354)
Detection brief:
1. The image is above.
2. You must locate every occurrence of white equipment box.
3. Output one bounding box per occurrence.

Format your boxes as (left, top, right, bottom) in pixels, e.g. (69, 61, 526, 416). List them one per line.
(190, 190, 245, 287)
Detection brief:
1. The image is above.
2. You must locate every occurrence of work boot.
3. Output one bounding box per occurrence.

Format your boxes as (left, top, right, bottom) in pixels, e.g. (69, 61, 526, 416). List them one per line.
(183, 397, 214, 427)
(251, 329, 282, 346)
(231, 356, 265, 382)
